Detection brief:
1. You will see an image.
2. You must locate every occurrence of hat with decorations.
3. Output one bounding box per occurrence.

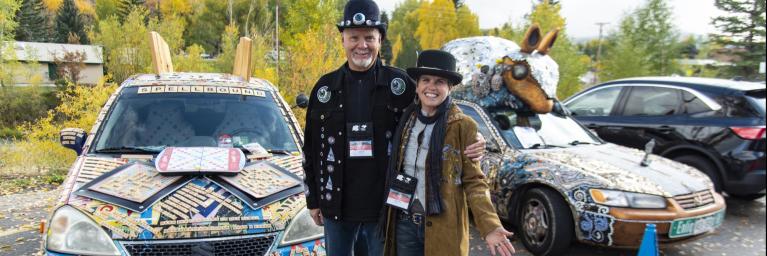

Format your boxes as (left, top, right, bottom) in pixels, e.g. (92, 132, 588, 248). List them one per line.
(336, 0, 387, 38)
(407, 50, 463, 86)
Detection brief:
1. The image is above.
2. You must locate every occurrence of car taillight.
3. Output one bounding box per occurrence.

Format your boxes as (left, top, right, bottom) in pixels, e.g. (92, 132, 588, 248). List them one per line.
(730, 126, 766, 140)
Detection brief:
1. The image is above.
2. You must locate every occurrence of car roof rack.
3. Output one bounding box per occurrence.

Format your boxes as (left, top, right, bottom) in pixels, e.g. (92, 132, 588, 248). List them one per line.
(148, 31, 253, 81)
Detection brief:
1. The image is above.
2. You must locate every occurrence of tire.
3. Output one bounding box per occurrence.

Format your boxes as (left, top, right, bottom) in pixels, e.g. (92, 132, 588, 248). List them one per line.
(515, 188, 574, 256)
(673, 155, 722, 192)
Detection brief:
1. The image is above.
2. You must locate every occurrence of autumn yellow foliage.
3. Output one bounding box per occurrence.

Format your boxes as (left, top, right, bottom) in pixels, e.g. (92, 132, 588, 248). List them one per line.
(43, 0, 94, 15)
(1, 77, 117, 175)
(280, 24, 346, 127)
(414, 0, 480, 50)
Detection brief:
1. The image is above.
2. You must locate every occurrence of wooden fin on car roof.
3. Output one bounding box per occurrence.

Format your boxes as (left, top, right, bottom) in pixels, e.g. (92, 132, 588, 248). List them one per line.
(149, 31, 174, 74)
(232, 37, 253, 81)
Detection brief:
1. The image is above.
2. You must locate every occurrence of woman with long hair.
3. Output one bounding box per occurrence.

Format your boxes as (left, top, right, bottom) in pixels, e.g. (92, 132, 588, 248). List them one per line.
(381, 50, 515, 256)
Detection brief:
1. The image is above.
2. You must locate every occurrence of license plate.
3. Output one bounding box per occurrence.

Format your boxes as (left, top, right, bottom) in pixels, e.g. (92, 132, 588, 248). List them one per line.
(668, 210, 725, 238)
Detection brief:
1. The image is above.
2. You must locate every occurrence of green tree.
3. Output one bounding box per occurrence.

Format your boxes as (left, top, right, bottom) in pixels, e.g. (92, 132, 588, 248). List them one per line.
(415, 0, 457, 49)
(1, 0, 22, 87)
(632, 0, 679, 75)
(280, 0, 341, 48)
(90, 7, 186, 83)
(184, 0, 227, 53)
(455, 4, 480, 37)
(711, 0, 766, 80)
(678, 35, 700, 59)
(54, 0, 89, 44)
(1, 0, 21, 42)
(412, 0, 480, 51)
(380, 12, 393, 65)
(600, 0, 679, 81)
(527, 0, 590, 99)
(600, 16, 651, 81)
(214, 23, 238, 74)
(14, 0, 50, 42)
(175, 44, 214, 72)
(281, 23, 345, 126)
(389, 0, 421, 68)
(96, 0, 119, 19)
(117, 0, 144, 21)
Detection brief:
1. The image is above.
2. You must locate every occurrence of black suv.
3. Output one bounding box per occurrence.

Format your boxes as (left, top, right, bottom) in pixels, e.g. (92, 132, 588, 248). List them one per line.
(564, 77, 766, 199)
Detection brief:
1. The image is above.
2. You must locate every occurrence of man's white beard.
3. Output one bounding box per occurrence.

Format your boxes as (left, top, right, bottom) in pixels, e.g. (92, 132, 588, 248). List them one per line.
(351, 56, 374, 69)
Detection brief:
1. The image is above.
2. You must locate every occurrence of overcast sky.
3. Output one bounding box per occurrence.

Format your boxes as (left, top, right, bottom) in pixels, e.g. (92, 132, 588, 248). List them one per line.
(377, 0, 726, 40)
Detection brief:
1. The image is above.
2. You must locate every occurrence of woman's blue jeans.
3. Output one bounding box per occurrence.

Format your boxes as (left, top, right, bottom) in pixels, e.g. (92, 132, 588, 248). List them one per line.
(396, 214, 425, 256)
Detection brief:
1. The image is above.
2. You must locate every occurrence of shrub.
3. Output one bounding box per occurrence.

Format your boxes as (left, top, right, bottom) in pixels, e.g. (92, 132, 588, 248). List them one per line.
(0, 86, 58, 136)
(1, 77, 117, 175)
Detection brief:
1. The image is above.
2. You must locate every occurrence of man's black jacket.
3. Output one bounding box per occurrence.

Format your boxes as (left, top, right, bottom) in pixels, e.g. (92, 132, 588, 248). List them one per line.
(302, 60, 415, 221)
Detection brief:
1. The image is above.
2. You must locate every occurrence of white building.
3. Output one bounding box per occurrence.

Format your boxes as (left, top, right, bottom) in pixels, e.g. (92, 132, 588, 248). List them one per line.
(4, 41, 104, 86)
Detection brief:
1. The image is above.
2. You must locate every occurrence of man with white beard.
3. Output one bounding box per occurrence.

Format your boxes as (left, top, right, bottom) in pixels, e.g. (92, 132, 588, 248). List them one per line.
(301, 1, 485, 255)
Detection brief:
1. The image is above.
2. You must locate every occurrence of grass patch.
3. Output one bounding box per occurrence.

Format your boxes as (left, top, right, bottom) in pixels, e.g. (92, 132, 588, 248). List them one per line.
(0, 173, 64, 196)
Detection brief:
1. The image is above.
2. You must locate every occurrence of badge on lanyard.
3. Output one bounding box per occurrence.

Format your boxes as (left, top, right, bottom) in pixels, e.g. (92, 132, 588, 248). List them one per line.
(386, 173, 418, 210)
(347, 122, 374, 158)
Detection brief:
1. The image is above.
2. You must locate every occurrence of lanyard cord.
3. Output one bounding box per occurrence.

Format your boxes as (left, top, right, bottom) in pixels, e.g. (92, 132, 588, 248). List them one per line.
(413, 128, 426, 199)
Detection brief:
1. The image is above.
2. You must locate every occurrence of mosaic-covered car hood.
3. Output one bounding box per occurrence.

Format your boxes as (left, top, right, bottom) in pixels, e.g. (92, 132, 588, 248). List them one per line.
(57, 155, 306, 240)
(525, 143, 712, 197)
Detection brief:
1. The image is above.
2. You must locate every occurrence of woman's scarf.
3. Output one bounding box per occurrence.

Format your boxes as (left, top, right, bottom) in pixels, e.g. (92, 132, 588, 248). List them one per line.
(418, 96, 451, 216)
(378, 96, 453, 239)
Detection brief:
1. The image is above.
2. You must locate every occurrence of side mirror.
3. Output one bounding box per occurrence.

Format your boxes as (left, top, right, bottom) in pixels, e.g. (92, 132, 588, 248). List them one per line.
(60, 128, 87, 155)
(494, 115, 512, 130)
(295, 93, 309, 109)
(551, 100, 571, 117)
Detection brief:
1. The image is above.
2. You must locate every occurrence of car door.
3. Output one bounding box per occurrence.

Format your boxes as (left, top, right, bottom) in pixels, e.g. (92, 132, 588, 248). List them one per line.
(456, 102, 507, 191)
(565, 85, 627, 142)
(608, 85, 701, 151)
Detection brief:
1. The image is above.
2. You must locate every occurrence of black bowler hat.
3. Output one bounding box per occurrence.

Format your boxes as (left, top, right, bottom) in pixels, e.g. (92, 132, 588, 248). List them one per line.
(337, 0, 387, 38)
(407, 50, 463, 85)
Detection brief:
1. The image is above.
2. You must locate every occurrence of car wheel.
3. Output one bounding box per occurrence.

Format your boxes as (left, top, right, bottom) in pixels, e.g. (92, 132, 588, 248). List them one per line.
(673, 155, 722, 192)
(516, 188, 573, 256)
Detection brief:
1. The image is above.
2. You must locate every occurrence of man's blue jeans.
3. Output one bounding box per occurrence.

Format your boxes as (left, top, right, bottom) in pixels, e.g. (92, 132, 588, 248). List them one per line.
(323, 217, 383, 256)
(395, 215, 425, 256)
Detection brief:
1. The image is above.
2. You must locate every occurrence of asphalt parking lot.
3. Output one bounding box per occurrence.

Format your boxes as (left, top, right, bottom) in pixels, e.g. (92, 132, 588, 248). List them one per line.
(1, 190, 764, 255)
(467, 195, 766, 256)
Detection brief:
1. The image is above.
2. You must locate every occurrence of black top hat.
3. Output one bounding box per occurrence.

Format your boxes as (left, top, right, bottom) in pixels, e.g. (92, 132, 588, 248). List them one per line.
(407, 50, 463, 85)
(337, 0, 387, 38)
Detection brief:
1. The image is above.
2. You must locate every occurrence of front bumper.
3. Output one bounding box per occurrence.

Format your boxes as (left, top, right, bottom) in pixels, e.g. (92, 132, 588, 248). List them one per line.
(45, 234, 325, 256)
(583, 191, 726, 248)
(725, 169, 766, 196)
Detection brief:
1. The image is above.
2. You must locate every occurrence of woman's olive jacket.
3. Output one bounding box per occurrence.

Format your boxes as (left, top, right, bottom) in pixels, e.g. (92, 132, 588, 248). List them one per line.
(382, 104, 503, 256)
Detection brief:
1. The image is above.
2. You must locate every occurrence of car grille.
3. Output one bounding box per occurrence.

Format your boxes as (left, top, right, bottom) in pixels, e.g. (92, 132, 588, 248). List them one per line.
(673, 190, 715, 210)
(120, 234, 276, 256)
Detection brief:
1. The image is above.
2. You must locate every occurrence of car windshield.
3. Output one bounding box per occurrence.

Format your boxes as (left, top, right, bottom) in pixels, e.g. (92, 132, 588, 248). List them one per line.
(92, 87, 300, 153)
(491, 111, 601, 149)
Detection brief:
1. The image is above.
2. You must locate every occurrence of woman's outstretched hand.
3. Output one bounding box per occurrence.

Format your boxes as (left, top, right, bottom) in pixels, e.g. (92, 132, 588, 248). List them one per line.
(485, 227, 515, 256)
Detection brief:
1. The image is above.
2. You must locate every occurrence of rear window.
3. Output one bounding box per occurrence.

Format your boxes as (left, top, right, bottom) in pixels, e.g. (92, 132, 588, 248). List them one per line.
(715, 93, 764, 118)
(746, 89, 765, 117)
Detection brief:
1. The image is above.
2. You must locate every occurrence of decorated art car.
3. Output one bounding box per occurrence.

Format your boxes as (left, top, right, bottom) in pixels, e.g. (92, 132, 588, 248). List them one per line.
(43, 34, 323, 256)
(442, 28, 727, 255)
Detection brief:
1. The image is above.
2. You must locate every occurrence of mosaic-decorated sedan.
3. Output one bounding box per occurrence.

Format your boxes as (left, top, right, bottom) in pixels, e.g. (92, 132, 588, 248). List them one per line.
(44, 71, 324, 255)
(443, 28, 726, 255)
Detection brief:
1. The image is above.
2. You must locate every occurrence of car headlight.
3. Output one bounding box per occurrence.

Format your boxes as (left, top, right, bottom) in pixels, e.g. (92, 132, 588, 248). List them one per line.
(279, 207, 324, 246)
(46, 205, 120, 256)
(589, 189, 667, 209)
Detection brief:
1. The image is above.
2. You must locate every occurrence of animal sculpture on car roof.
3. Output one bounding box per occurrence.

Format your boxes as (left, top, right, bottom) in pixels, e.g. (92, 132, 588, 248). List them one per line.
(445, 24, 567, 127)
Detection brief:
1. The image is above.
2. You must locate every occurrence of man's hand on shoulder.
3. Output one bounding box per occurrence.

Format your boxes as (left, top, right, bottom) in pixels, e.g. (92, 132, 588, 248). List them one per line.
(465, 132, 486, 162)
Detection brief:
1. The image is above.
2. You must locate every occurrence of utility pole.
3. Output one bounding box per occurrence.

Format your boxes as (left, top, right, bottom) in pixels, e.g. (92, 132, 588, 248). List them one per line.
(275, 0, 280, 85)
(228, 0, 233, 26)
(594, 22, 608, 84)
